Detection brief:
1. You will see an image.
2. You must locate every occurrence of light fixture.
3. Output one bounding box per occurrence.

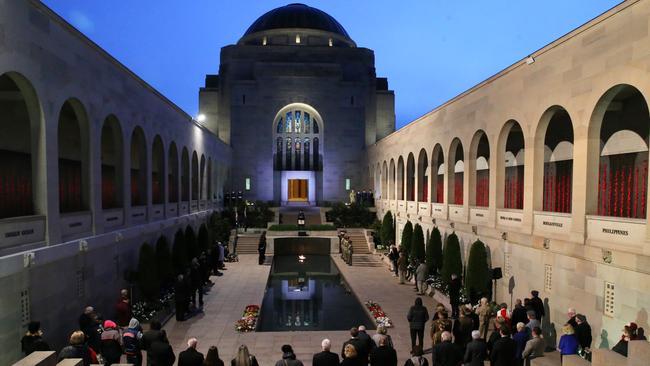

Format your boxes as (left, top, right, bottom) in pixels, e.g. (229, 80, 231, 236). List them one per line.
(298, 254, 306, 260)
(295, 34, 301, 44)
(196, 114, 206, 123)
(262, 36, 267, 46)
(525, 56, 535, 65)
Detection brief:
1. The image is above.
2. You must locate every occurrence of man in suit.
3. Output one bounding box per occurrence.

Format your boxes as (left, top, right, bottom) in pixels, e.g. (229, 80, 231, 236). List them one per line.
(358, 325, 376, 355)
(313, 339, 339, 366)
(431, 331, 463, 366)
(490, 327, 517, 366)
(464, 330, 487, 366)
(342, 328, 366, 365)
(178, 338, 204, 366)
(369, 336, 397, 366)
(522, 327, 545, 364)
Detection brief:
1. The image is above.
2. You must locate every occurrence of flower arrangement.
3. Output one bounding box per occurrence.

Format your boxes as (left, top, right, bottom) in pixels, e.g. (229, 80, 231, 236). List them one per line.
(365, 301, 393, 328)
(235, 304, 259, 332)
(132, 289, 175, 322)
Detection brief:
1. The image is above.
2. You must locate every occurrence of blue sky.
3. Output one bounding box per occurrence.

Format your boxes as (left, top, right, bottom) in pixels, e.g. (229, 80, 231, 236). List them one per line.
(43, 1, 622, 129)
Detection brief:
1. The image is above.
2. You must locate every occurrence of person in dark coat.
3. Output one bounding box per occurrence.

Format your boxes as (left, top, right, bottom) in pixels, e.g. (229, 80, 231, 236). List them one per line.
(431, 331, 462, 366)
(512, 322, 530, 366)
(78, 306, 100, 351)
(342, 328, 366, 366)
(341, 344, 363, 366)
(510, 299, 528, 333)
(487, 318, 505, 356)
(529, 291, 544, 323)
(115, 289, 131, 328)
(358, 325, 376, 356)
(175, 274, 189, 321)
(313, 339, 339, 366)
(464, 331, 487, 366)
(404, 346, 428, 366)
(21, 321, 50, 356)
(58, 331, 97, 366)
(448, 274, 461, 319)
(148, 339, 176, 366)
(178, 338, 204, 366)
(205, 346, 225, 366)
(274, 344, 304, 366)
(142, 320, 169, 366)
(490, 327, 517, 366)
(190, 258, 204, 308)
(452, 306, 474, 349)
(407, 297, 430, 351)
(369, 336, 397, 366)
(575, 314, 592, 360)
(258, 232, 267, 265)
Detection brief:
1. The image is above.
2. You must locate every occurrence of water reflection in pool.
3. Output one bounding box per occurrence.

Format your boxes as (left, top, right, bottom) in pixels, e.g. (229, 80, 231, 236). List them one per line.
(257, 255, 375, 332)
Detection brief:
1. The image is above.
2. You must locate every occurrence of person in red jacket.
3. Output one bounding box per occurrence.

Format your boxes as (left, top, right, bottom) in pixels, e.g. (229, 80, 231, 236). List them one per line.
(115, 289, 132, 328)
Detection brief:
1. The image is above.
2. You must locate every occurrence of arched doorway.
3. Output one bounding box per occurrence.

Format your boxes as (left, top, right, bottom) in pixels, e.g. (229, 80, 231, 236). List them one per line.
(58, 99, 89, 213)
(471, 131, 490, 207)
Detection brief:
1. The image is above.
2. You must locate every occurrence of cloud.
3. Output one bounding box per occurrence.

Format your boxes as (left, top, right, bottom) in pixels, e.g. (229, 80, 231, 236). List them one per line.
(68, 10, 95, 33)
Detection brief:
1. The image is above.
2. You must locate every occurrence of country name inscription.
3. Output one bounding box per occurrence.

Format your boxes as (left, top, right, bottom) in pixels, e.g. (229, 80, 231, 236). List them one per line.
(602, 228, 628, 236)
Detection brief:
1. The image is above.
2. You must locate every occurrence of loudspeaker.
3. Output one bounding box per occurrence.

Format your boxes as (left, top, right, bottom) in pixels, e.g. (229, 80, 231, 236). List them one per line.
(492, 267, 503, 280)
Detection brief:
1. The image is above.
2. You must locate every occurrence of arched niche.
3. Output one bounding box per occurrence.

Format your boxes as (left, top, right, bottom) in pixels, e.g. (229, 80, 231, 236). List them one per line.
(130, 127, 147, 206)
(417, 149, 428, 202)
(406, 153, 415, 201)
(101, 115, 123, 209)
(181, 147, 190, 202)
(397, 156, 405, 200)
(57, 99, 90, 213)
(431, 144, 445, 203)
(501, 120, 525, 209)
(470, 131, 490, 207)
(152, 135, 165, 205)
(168, 142, 179, 203)
(449, 139, 464, 205)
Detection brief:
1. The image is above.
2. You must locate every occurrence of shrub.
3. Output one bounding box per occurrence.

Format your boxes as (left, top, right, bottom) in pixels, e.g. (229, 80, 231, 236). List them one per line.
(155, 236, 173, 286)
(441, 232, 462, 284)
(268, 224, 336, 231)
(380, 211, 395, 247)
(327, 202, 376, 228)
(466, 239, 490, 303)
(209, 212, 233, 244)
(400, 221, 413, 255)
(427, 227, 443, 274)
(198, 224, 209, 254)
(411, 224, 425, 262)
(137, 242, 159, 301)
(172, 230, 188, 274)
(185, 226, 199, 260)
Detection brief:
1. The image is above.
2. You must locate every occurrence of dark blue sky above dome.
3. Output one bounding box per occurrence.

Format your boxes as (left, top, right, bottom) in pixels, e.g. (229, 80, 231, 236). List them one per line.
(43, 1, 621, 130)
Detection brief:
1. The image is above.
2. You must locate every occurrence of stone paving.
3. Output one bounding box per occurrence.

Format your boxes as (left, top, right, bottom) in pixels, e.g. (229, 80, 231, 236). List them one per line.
(163, 254, 440, 366)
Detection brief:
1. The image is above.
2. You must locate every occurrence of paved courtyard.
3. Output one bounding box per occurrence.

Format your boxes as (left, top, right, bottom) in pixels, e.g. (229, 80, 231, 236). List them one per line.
(163, 254, 440, 366)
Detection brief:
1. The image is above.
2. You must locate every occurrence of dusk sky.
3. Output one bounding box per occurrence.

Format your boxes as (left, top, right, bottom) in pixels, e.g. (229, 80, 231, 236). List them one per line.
(43, 1, 622, 129)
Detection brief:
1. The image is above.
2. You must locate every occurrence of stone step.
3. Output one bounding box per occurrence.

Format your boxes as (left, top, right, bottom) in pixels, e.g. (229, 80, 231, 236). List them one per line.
(628, 340, 650, 366)
(530, 351, 561, 366)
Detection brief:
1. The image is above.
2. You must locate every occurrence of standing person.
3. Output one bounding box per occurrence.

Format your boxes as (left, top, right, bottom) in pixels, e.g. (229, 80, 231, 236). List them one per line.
(524, 312, 540, 335)
(179, 338, 205, 366)
(274, 344, 304, 366)
(487, 319, 506, 356)
(406, 297, 429, 351)
(397, 252, 408, 284)
(190, 258, 204, 308)
(79, 306, 101, 351)
(557, 324, 579, 360)
(512, 322, 530, 366)
(575, 314, 592, 360)
(490, 327, 516, 366)
(204, 346, 225, 366)
(231, 345, 259, 366)
(476, 298, 492, 339)
(258, 231, 267, 265)
(510, 299, 528, 332)
(342, 328, 365, 365)
(358, 325, 376, 356)
(452, 306, 474, 350)
(122, 318, 144, 366)
(431, 331, 462, 366)
(115, 289, 132, 328)
(529, 291, 544, 323)
(58, 330, 97, 366)
(100, 320, 123, 366)
(403, 346, 428, 366)
(148, 338, 176, 366)
(218, 242, 226, 270)
(313, 339, 339, 366)
(522, 327, 545, 363)
(566, 308, 578, 329)
(21, 321, 50, 356)
(371, 326, 394, 349)
(388, 245, 399, 277)
(464, 331, 487, 366)
(369, 336, 397, 366)
(415, 261, 428, 295)
(175, 274, 189, 321)
(341, 344, 362, 366)
(448, 274, 461, 319)
(142, 320, 169, 366)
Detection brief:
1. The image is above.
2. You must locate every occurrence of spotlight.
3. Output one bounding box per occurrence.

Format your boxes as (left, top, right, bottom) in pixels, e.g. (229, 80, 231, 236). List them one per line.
(298, 254, 306, 260)
(196, 114, 206, 122)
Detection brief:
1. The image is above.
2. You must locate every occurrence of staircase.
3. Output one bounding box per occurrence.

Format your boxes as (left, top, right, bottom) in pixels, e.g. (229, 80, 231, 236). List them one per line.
(235, 233, 261, 254)
(345, 229, 371, 254)
(351, 254, 384, 267)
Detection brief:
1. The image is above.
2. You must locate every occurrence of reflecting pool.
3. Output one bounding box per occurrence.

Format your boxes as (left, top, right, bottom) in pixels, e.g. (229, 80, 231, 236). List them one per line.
(257, 255, 375, 331)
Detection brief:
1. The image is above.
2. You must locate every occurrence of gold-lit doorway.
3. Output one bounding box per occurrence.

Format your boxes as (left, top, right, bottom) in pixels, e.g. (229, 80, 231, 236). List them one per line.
(288, 179, 308, 201)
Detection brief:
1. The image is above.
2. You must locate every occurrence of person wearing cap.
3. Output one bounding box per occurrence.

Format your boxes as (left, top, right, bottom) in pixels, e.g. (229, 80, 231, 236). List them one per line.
(21, 320, 50, 355)
(274, 344, 304, 366)
(100, 319, 123, 365)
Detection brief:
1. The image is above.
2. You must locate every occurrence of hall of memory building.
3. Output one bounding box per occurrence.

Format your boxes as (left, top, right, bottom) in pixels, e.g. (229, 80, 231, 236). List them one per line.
(1, 0, 650, 364)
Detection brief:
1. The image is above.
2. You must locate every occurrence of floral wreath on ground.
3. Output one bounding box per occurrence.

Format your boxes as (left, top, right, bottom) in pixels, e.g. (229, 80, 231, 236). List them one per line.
(365, 300, 393, 328)
(235, 304, 259, 332)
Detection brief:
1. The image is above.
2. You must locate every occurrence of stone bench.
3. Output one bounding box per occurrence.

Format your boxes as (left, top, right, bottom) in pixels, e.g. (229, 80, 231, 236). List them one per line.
(12, 351, 57, 366)
(628, 340, 650, 366)
(562, 355, 590, 366)
(56, 360, 82, 366)
(530, 351, 561, 366)
(592, 348, 627, 366)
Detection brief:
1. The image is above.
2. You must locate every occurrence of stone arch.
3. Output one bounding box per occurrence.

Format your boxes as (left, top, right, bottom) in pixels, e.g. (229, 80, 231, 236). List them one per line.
(498, 120, 525, 209)
(168, 142, 179, 203)
(431, 144, 445, 203)
(130, 126, 147, 206)
(152, 135, 165, 205)
(417, 149, 429, 202)
(389, 159, 396, 200)
(57, 98, 90, 213)
(397, 156, 405, 200)
(181, 147, 190, 202)
(191, 151, 199, 201)
(469, 130, 490, 207)
(101, 115, 124, 209)
(406, 153, 415, 201)
(448, 138, 464, 205)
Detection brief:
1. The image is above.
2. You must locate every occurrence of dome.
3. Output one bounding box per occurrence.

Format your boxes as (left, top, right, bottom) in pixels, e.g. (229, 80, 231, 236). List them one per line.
(243, 3, 351, 40)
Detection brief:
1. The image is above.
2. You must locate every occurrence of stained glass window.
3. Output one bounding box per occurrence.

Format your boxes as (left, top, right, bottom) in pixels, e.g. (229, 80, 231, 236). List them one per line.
(276, 117, 283, 134)
(304, 138, 310, 170)
(295, 111, 302, 133)
(313, 119, 319, 134)
(285, 112, 293, 133)
(304, 113, 311, 133)
(286, 138, 292, 168)
(295, 139, 301, 170)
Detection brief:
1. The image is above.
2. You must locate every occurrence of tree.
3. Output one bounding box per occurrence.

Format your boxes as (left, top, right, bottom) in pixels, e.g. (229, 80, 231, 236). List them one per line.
(380, 211, 395, 246)
(198, 224, 209, 254)
(172, 230, 188, 274)
(411, 224, 425, 262)
(155, 236, 173, 287)
(137, 242, 159, 301)
(209, 213, 233, 244)
(400, 221, 413, 256)
(466, 239, 490, 303)
(441, 232, 462, 284)
(427, 227, 443, 274)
